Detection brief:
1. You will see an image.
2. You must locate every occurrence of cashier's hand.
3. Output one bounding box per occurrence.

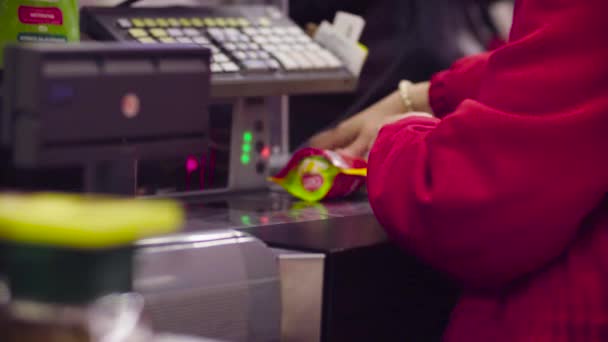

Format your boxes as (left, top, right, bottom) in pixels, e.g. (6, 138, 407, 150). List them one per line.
(309, 91, 405, 158)
(309, 82, 432, 158)
(310, 110, 433, 159)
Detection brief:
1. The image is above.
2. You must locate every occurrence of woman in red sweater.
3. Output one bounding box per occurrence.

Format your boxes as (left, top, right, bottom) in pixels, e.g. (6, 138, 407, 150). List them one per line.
(310, 0, 608, 340)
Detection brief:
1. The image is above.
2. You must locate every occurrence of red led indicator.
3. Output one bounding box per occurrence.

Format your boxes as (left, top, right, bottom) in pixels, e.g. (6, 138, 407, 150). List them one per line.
(260, 216, 270, 224)
(261, 146, 271, 160)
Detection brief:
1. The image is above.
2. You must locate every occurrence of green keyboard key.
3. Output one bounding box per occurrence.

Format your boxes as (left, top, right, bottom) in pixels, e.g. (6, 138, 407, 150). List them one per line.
(191, 18, 204, 27)
(238, 18, 251, 27)
(168, 18, 180, 27)
(179, 18, 192, 27)
(226, 18, 239, 27)
(159, 37, 177, 44)
(156, 18, 169, 27)
(150, 28, 168, 37)
(131, 18, 145, 28)
(143, 18, 156, 27)
(129, 28, 148, 38)
(204, 18, 216, 27)
(215, 18, 227, 27)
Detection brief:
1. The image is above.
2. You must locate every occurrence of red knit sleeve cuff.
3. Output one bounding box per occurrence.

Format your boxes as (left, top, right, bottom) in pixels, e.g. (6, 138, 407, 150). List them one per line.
(428, 52, 492, 119)
(429, 70, 453, 118)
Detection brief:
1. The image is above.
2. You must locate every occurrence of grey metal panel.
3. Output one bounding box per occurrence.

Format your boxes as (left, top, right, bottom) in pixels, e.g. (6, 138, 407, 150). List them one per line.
(274, 249, 325, 342)
(135, 230, 281, 342)
(228, 98, 270, 191)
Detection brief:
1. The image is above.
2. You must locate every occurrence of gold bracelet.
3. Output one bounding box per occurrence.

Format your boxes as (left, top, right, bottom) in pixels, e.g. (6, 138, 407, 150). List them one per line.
(398, 80, 414, 112)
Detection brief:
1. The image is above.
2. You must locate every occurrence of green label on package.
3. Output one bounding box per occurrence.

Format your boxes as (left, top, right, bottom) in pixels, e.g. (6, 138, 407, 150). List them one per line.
(0, 0, 80, 69)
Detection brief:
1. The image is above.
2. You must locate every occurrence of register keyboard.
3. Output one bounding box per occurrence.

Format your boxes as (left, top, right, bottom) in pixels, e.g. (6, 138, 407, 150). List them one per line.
(81, 5, 358, 97)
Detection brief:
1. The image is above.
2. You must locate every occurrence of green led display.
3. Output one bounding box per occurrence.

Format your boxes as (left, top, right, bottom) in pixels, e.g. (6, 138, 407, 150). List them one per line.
(242, 143, 252, 152)
(243, 131, 253, 142)
(241, 215, 251, 225)
(241, 154, 251, 165)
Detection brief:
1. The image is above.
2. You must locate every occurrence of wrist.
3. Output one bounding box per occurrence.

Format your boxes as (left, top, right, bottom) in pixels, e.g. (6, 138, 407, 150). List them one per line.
(398, 80, 415, 112)
(398, 81, 432, 114)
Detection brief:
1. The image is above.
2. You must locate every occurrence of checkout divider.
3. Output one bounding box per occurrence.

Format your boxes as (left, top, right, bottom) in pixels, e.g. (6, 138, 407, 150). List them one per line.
(0, 30, 458, 342)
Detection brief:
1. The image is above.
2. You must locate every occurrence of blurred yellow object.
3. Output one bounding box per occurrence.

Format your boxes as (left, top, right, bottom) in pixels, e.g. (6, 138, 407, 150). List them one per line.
(340, 168, 367, 177)
(0, 193, 184, 249)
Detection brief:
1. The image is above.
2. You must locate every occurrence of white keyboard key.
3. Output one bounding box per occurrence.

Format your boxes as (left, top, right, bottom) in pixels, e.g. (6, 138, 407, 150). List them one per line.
(266, 59, 281, 70)
(253, 36, 269, 44)
(167, 28, 184, 37)
(214, 53, 230, 63)
(288, 52, 314, 70)
(286, 27, 301, 35)
(302, 51, 330, 69)
(138, 37, 157, 44)
(259, 28, 272, 35)
(234, 51, 248, 60)
(183, 28, 200, 36)
(273, 52, 299, 71)
(177, 37, 193, 44)
(224, 43, 237, 51)
(306, 42, 323, 51)
(295, 35, 312, 44)
(318, 50, 343, 68)
(243, 28, 258, 36)
(222, 62, 240, 72)
(268, 36, 282, 44)
(225, 28, 240, 36)
(211, 63, 223, 73)
(193, 37, 210, 45)
(207, 28, 223, 36)
(117, 18, 132, 29)
(273, 27, 287, 35)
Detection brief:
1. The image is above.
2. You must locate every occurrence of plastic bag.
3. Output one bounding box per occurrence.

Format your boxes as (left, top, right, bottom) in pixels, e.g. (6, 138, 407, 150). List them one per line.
(270, 148, 367, 202)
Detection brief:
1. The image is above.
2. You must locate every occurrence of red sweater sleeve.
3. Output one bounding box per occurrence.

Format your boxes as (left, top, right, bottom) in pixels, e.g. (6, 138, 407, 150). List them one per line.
(368, 1, 608, 290)
(429, 52, 491, 118)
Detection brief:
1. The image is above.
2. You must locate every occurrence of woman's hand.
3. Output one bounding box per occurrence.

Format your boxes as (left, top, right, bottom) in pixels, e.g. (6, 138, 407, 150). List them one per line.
(309, 91, 406, 157)
(309, 82, 431, 158)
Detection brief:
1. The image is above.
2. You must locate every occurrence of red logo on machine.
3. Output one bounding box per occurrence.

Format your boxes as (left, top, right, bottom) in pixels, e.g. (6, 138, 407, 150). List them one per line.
(18, 6, 63, 25)
(302, 173, 324, 192)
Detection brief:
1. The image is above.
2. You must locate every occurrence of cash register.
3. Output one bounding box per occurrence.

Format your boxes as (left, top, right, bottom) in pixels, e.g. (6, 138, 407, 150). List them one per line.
(80, 4, 356, 98)
(0, 2, 458, 341)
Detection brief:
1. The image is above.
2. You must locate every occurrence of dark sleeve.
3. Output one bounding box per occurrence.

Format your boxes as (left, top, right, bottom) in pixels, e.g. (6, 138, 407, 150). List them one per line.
(289, 0, 370, 26)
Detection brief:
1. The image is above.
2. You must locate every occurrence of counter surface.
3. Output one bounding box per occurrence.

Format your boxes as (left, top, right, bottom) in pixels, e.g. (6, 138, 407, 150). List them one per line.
(180, 191, 388, 253)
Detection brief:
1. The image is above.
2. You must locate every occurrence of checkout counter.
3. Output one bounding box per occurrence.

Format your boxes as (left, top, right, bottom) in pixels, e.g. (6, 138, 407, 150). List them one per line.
(0, 2, 458, 341)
